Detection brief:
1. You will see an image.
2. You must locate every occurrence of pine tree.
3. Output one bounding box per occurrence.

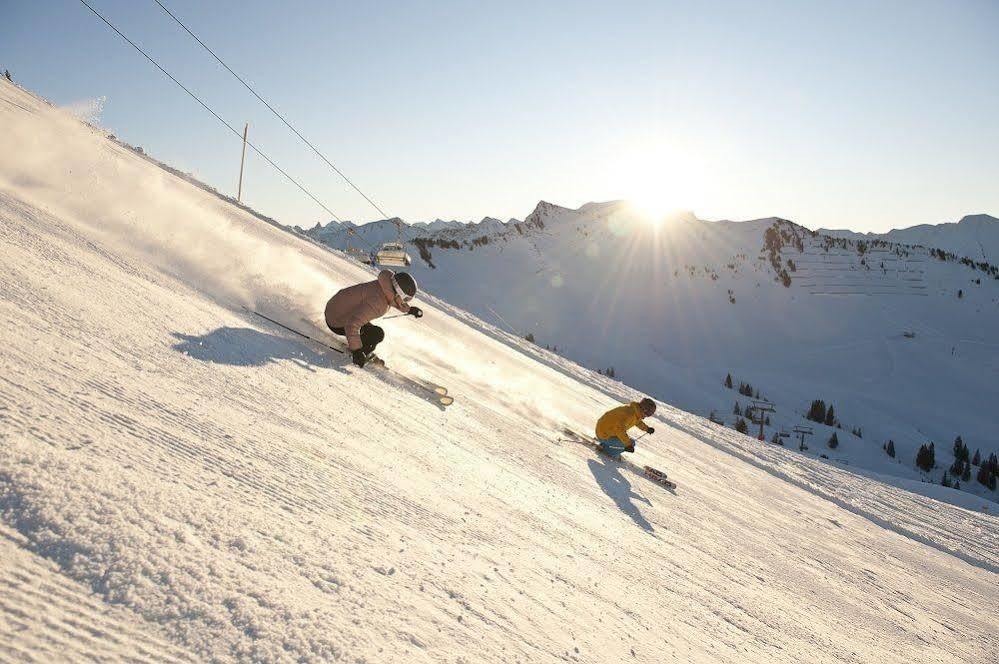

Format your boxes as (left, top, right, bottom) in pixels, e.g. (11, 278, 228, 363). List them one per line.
(972, 449, 981, 466)
(734, 402, 742, 416)
(525, 333, 535, 343)
(886, 440, 896, 458)
(735, 418, 748, 434)
(950, 457, 964, 477)
(916, 443, 936, 472)
(806, 400, 826, 423)
(961, 461, 971, 482)
(977, 463, 992, 488)
(828, 432, 839, 449)
(824, 405, 836, 427)
(942, 472, 951, 488)
(953, 436, 967, 462)
(725, 373, 733, 389)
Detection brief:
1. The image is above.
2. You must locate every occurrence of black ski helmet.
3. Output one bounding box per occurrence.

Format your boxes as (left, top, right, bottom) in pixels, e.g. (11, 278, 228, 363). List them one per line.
(639, 398, 656, 416)
(394, 271, 418, 298)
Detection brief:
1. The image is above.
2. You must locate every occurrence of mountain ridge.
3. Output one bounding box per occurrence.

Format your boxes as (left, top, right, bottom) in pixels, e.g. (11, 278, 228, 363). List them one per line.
(303, 202, 999, 507)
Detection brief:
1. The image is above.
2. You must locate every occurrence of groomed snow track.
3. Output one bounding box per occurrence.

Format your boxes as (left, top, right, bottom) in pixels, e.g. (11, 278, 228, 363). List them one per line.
(1, 79, 997, 663)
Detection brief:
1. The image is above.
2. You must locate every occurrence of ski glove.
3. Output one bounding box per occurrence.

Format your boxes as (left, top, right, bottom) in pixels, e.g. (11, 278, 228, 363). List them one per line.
(408, 306, 423, 318)
(351, 349, 367, 368)
(647, 427, 655, 435)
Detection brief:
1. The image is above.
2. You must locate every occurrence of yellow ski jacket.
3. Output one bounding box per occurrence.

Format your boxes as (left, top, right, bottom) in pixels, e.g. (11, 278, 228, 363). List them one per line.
(595, 402, 652, 446)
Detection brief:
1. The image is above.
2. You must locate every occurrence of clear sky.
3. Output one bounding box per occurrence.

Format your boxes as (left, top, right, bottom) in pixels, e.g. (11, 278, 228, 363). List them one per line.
(4, 0, 998, 231)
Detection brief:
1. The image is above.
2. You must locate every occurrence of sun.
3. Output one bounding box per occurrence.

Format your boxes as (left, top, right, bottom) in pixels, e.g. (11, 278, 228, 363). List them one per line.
(627, 194, 689, 225)
(611, 140, 706, 225)
(625, 176, 699, 227)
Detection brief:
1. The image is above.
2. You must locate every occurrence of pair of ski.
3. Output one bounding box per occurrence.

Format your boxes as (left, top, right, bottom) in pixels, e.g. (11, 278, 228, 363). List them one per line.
(559, 429, 677, 490)
(244, 308, 453, 407)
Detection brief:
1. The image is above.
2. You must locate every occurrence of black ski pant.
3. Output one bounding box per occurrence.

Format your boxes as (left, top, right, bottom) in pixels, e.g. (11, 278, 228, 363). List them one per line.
(328, 323, 384, 354)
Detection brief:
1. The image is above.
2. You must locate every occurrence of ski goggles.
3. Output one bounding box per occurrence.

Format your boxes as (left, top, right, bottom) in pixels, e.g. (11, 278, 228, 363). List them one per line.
(391, 274, 413, 303)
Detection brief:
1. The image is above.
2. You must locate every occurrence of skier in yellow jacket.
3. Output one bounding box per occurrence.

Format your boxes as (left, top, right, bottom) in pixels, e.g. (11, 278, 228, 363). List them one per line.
(595, 398, 656, 457)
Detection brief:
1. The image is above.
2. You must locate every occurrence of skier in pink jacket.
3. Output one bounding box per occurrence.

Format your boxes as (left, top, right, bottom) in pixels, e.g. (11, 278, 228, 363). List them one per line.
(324, 270, 422, 367)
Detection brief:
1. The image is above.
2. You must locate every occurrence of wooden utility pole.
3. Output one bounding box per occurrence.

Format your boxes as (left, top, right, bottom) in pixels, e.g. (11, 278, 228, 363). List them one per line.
(237, 123, 248, 202)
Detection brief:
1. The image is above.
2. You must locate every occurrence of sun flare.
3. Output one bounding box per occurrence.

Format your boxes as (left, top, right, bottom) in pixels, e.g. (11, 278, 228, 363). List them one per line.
(607, 134, 729, 226)
(627, 196, 689, 225)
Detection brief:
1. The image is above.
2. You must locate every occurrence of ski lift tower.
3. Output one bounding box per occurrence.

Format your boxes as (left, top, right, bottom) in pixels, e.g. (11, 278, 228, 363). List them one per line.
(749, 400, 775, 441)
(793, 425, 813, 451)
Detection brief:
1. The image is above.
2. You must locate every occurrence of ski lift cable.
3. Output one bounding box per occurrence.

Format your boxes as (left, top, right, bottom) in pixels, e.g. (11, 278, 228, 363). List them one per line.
(151, 0, 392, 223)
(78, 0, 344, 223)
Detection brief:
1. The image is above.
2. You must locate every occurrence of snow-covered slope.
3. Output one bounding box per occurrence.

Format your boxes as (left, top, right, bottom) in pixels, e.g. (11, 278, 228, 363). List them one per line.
(2, 79, 998, 662)
(820, 214, 999, 264)
(304, 203, 999, 507)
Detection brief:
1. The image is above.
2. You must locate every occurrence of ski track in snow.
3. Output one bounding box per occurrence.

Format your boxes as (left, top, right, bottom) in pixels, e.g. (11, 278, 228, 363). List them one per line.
(1, 80, 998, 663)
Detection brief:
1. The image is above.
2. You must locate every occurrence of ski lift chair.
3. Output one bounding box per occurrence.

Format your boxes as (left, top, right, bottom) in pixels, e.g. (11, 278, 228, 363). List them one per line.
(375, 242, 412, 267)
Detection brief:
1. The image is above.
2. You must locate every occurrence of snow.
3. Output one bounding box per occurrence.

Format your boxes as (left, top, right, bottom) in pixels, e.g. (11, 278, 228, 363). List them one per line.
(820, 213, 999, 264)
(2, 78, 998, 662)
(305, 200, 999, 509)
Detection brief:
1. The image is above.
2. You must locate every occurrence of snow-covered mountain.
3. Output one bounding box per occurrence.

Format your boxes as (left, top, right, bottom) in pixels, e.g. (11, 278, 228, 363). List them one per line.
(302, 203, 999, 505)
(819, 214, 999, 264)
(2, 79, 998, 662)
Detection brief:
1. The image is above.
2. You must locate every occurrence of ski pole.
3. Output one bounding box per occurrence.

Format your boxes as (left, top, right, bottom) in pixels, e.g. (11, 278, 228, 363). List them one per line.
(243, 307, 344, 354)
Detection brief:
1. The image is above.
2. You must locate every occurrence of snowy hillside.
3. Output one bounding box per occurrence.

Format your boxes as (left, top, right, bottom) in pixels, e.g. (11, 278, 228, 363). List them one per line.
(820, 214, 999, 265)
(3, 79, 998, 662)
(304, 202, 999, 508)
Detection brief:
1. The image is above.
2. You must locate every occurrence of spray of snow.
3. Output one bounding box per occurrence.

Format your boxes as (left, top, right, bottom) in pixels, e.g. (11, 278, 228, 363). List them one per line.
(0, 87, 568, 432)
(1, 96, 335, 321)
(61, 95, 107, 125)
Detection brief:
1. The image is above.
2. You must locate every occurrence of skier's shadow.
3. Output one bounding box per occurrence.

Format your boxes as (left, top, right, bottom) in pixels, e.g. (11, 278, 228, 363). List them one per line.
(170, 327, 330, 370)
(172, 327, 449, 411)
(587, 457, 654, 533)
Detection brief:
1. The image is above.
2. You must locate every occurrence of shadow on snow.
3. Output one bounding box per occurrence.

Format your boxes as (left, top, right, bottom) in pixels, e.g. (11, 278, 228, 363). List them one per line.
(171, 327, 329, 370)
(587, 456, 654, 533)
(171, 326, 448, 411)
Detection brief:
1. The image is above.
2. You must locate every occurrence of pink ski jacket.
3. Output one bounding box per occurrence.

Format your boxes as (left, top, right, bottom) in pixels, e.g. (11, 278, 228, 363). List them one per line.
(324, 270, 411, 350)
